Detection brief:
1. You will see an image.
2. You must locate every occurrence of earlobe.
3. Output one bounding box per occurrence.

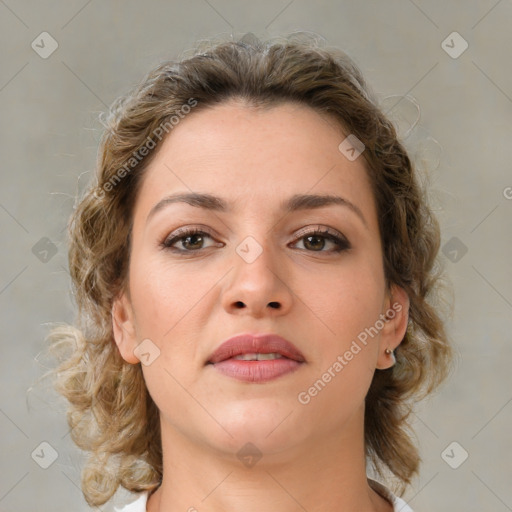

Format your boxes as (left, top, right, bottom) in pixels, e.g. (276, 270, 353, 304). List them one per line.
(376, 284, 410, 370)
(111, 292, 140, 364)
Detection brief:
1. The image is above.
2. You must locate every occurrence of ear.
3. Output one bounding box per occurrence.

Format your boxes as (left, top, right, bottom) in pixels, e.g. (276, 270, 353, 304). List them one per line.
(376, 284, 410, 370)
(112, 290, 140, 364)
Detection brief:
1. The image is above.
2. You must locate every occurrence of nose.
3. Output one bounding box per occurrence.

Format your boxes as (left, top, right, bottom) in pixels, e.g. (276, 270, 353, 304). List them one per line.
(221, 236, 293, 318)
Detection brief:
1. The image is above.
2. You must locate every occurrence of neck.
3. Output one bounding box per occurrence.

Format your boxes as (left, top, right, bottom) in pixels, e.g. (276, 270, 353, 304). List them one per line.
(147, 406, 392, 512)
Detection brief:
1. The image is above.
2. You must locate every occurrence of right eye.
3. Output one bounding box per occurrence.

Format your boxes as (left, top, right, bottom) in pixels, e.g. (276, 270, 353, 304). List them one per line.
(160, 227, 221, 253)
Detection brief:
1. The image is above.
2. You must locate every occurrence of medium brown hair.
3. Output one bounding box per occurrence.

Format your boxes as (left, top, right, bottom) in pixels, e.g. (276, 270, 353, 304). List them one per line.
(46, 32, 453, 506)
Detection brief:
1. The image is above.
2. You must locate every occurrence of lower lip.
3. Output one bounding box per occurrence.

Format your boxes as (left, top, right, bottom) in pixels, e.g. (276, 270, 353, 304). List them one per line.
(209, 358, 303, 382)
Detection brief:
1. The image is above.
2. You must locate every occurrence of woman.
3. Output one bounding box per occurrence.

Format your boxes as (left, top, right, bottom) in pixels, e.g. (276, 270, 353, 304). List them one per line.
(48, 33, 453, 512)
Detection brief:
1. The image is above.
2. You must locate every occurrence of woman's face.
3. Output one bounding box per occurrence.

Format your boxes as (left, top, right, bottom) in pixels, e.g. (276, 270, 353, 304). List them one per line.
(113, 100, 409, 457)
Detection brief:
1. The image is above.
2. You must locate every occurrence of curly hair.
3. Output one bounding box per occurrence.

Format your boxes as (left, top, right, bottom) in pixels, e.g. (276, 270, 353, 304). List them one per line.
(46, 32, 454, 506)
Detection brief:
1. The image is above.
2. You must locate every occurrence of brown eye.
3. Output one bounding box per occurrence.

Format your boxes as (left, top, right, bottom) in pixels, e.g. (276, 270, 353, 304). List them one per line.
(161, 228, 218, 252)
(292, 228, 350, 253)
(303, 234, 327, 251)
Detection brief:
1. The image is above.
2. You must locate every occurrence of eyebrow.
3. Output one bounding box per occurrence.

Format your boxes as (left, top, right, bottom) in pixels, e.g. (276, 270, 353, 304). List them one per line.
(146, 192, 368, 228)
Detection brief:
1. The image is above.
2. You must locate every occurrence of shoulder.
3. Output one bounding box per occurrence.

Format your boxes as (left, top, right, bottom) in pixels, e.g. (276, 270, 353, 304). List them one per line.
(368, 478, 415, 512)
(110, 481, 412, 512)
(111, 491, 149, 512)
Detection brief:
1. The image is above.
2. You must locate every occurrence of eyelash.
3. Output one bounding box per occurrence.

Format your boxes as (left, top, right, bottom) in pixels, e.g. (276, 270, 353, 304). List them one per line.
(160, 226, 351, 255)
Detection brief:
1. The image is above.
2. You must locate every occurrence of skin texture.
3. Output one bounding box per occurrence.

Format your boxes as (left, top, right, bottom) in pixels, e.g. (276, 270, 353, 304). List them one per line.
(112, 100, 409, 512)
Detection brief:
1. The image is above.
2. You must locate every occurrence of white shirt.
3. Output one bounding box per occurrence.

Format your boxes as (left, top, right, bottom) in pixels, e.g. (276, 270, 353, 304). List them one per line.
(112, 478, 414, 511)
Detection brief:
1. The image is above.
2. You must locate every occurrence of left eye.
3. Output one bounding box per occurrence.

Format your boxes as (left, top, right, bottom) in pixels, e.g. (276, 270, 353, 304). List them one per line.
(291, 228, 350, 253)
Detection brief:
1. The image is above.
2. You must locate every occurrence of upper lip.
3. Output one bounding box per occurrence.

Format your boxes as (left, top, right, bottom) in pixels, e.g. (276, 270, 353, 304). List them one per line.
(207, 333, 306, 364)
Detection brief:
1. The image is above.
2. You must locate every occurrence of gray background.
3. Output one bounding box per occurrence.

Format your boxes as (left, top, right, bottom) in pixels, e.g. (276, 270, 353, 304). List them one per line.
(1, 1, 511, 511)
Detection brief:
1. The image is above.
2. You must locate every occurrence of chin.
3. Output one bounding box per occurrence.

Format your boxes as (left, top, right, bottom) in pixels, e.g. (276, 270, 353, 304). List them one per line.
(204, 400, 309, 457)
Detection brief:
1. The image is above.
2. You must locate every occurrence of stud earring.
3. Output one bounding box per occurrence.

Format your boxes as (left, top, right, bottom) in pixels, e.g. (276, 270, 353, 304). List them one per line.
(384, 348, 396, 366)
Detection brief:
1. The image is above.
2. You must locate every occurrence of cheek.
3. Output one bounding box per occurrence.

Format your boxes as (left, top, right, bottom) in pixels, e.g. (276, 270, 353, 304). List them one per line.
(130, 259, 211, 423)
(314, 262, 385, 334)
(298, 271, 383, 414)
(128, 255, 221, 392)
(303, 263, 384, 396)
(129, 255, 211, 337)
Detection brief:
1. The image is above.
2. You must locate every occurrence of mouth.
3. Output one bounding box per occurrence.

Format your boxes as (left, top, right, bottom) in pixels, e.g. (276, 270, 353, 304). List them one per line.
(206, 333, 305, 382)
(228, 352, 288, 361)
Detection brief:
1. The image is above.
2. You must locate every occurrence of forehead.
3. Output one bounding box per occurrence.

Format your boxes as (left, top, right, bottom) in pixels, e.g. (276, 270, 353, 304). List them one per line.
(133, 100, 377, 228)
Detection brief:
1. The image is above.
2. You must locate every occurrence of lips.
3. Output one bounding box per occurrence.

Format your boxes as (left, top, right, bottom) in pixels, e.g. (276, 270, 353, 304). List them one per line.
(207, 333, 306, 364)
(206, 333, 306, 383)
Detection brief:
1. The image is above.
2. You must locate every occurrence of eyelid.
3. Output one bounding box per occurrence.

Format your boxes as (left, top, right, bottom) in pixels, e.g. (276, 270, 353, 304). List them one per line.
(293, 225, 347, 241)
(160, 225, 218, 248)
(291, 225, 351, 252)
(160, 224, 351, 256)
(161, 225, 347, 243)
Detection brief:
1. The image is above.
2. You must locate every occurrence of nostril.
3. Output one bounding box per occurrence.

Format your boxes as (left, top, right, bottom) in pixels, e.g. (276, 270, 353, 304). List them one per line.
(268, 302, 280, 309)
